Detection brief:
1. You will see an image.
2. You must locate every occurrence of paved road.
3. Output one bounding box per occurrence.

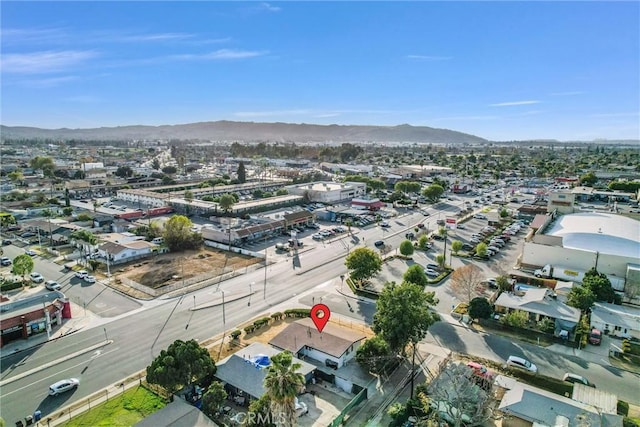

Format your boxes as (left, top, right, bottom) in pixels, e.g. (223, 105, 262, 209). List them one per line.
(2, 201, 638, 423)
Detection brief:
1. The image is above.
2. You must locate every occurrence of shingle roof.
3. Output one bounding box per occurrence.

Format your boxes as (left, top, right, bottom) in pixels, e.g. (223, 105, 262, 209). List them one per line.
(494, 288, 580, 323)
(215, 342, 315, 399)
(268, 318, 366, 358)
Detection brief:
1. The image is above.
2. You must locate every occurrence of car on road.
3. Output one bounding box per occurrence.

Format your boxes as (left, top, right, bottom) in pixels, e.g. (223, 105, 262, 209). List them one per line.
(21, 232, 36, 238)
(45, 280, 62, 291)
(484, 278, 498, 289)
(83, 275, 96, 283)
(506, 355, 537, 374)
(48, 378, 80, 396)
(75, 270, 88, 279)
(30, 272, 44, 283)
(0, 257, 11, 266)
(2, 239, 11, 245)
(563, 373, 594, 387)
(380, 221, 390, 228)
(374, 240, 385, 248)
(25, 249, 37, 256)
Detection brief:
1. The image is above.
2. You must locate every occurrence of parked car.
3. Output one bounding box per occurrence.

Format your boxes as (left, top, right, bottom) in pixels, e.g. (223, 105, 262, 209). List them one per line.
(485, 278, 498, 289)
(83, 275, 96, 283)
(588, 328, 602, 345)
(45, 280, 62, 291)
(461, 243, 475, 251)
(49, 378, 80, 396)
(563, 373, 594, 387)
(426, 263, 439, 271)
(425, 268, 439, 277)
(473, 213, 487, 220)
(2, 239, 11, 245)
(374, 240, 385, 248)
(405, 232, 415, 240)
(506, 356, 537, 374)
(467, 361, 494, 381)
(75, 270, 88, 279)
(21, 232, 36, 238)
(456, 223, 466, 229)
(25, 249, 37, 256)
(0, 257, 11, 266)
(30, 272, 44, 283)
(380, 221, 390, 228)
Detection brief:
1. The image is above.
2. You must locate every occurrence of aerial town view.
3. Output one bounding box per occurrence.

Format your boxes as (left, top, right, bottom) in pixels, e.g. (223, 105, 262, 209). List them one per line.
(1, 1, 639, 427)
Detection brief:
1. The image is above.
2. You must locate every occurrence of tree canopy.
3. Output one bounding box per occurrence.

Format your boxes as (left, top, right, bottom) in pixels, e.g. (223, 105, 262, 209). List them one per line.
(468, 297, 492, 320)
(403, 264, 429, 288)
(583, 268, 617, 303)
(394, 181, 422, 194)
(202, 381, 227, 420)
(567, 285, 596, 311)
(146, 339, 216, 395)
(263, 351, 305, 427)
(30, 156, 56, 177)
(422, 184, 445, 203)
(399, 240, 414, 257)
(373, 281, 439, 354)
(356, 335, 396, 375)
(237, 161, 247, 183)
(344, 247, 383, 283)
(450, 264, 484, 303)
(218, 194, 235, 214)
(12, 254, 34, 279)
(163, 215, 202, 251)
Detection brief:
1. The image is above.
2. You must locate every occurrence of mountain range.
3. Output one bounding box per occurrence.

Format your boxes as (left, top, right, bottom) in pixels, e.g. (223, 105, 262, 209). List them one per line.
(0, 121, 488, 144)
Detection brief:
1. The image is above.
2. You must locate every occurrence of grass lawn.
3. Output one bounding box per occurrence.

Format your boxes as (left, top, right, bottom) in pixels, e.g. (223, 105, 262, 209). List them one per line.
(62, 385, 166, 427)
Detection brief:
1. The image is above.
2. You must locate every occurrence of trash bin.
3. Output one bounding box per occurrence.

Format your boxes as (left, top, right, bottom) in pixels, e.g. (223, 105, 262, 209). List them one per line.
(24, 415, 33, 426)
(33, 411, 42, 422)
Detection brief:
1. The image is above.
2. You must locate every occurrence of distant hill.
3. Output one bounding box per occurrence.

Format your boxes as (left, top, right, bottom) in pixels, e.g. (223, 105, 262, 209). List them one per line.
(0, 121, 488, 144)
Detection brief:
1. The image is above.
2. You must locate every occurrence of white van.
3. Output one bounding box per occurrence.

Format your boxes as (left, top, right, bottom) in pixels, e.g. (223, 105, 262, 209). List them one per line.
(151, 237, 164, 245)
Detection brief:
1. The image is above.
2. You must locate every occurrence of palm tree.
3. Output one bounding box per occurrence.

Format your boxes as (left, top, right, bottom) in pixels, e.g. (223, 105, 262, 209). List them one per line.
(264, 351, 305, 427)
(71, 230, 98, 265)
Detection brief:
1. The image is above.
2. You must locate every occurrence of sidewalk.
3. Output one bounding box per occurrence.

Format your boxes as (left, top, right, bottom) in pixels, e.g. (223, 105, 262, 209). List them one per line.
(0, 300, 103, 357)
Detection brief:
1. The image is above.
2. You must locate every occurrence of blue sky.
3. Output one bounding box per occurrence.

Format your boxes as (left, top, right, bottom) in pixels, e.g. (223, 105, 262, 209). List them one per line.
(1, 1, 639, 141)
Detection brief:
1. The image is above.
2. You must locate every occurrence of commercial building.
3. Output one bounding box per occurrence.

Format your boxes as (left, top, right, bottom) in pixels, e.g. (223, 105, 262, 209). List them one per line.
(286, 181, 367, 204)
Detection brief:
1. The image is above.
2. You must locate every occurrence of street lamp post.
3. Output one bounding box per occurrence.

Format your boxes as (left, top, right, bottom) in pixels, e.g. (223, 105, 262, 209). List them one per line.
(248, 282, 254, 306)
(103, 327, 108, 342)
(220, 290, 226, 326)
(340, 274, 345, 292)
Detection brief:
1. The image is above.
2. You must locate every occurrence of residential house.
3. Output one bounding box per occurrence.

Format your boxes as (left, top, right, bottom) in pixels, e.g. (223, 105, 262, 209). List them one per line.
(97, 240, 157, 265)
(590, 302, 640, 340)
(93, 215, 115, 231)
(134, 398, 218, 427)
(494, 287, 581, 338)
(497, 376, 622, 427)
(215, 342, 315, 402)
(269, 318, 366, 370)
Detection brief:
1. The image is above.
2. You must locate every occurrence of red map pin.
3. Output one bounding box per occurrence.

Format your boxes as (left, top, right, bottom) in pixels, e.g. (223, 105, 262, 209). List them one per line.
(310, 303, 331, 333)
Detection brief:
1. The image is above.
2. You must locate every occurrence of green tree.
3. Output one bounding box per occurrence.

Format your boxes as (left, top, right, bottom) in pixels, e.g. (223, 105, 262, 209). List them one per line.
(146, 339, 215, 396)
(435, 253, 445, 268)
(451, 240, 463, 254)
(184, 190, 194, 204)
(247, 395, 276, 427)
(218, 193, 235, 215)
(399, 239, 414, 257)
(263, 351, 305, 427)
(583, 268, 616, 303)
(422, 184, 445, 203)
(12, 254, 34, 280)
(373, 281, 439, 354)
(403, 264, 429, 288)
(162, 165, 177, 175)
(579, 172, 597, 186)
(202, 381, 227, 420)
(567, 285, 596, 311)
(163, 215, 202, 251)
(62, 207, 73, 216)
(30, 156, 56, 177)
(496, 275, 511, 292)
(475, 242, 488, 257)
(0, 213, 16, 227)
(344, 218, 353, 235)
(500, 310, 529, 328)
(237, 161, 247, 183)
(345, 247, 383, 283)
(499, 208, 509, 218)
(71, 230, 98, 262)
(115, 166, 134, 178)
(152, 158, 161, 170)
(356, 335, 396, 374)
(418, 235, 430, 250)
(8, 170, 23, 183)
(468, 297, 492, 320)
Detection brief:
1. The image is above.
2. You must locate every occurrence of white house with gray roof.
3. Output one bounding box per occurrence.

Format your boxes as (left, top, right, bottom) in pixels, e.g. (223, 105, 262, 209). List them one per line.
(590, 301, 640, 340)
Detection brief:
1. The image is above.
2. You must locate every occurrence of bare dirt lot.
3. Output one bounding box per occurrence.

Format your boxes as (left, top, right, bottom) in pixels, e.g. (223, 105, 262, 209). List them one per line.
(113, 247, 261, 290)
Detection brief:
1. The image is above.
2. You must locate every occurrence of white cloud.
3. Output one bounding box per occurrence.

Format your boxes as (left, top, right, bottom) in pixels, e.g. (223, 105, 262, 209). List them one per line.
(589, 111, 639, 118)
(1, 50, 98, 74)
(407, 55, 452, 61)
(489, 100, 541, 107)
(259, 2, 281, 12)
(170, 49, 268, 60)
(117, 32, 195, 42)
(1, 27, 69, 45)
